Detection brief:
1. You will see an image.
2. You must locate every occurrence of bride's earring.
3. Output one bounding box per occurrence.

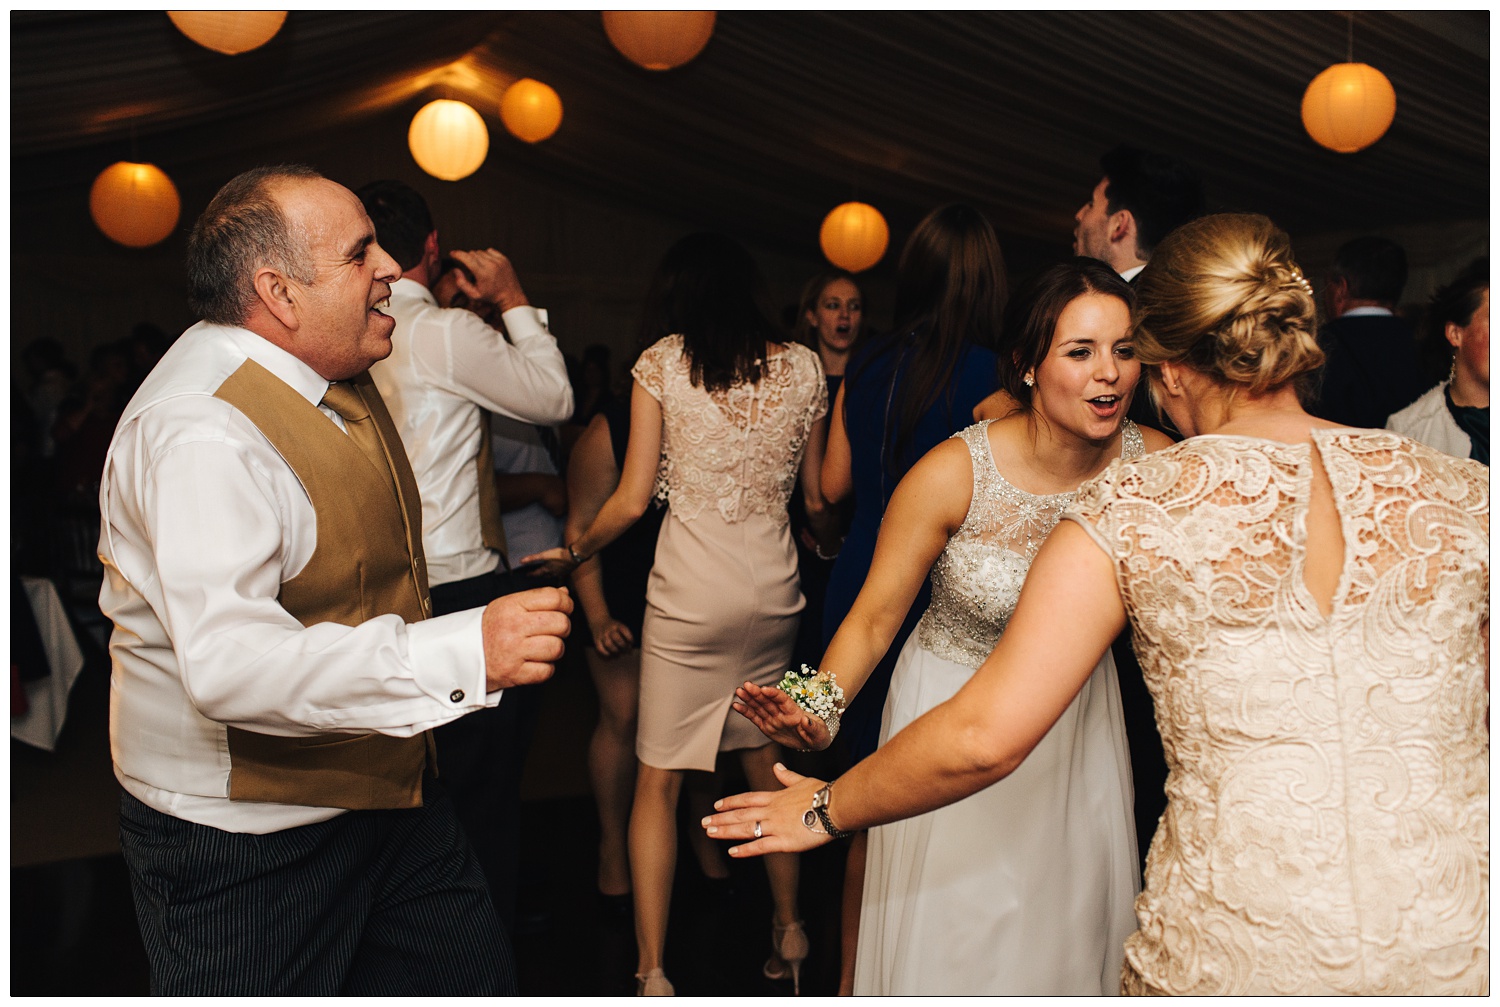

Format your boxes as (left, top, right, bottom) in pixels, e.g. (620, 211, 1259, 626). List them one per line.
(1023, 372, 1035, 388)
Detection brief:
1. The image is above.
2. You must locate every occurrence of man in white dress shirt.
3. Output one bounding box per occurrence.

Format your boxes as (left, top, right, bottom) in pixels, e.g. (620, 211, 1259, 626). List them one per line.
(356, 180, 573, 929)
(98, 164, 572, 994)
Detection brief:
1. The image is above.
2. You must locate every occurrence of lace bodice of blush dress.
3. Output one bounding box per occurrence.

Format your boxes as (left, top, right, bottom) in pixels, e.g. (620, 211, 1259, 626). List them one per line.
(1065, 429, 1490, 995)
(631, 335, 828, 524)
(915, 418, 1144, 667)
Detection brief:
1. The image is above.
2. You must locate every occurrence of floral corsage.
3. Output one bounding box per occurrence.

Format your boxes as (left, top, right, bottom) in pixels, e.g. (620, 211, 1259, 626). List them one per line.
(776, 664, 845, 741)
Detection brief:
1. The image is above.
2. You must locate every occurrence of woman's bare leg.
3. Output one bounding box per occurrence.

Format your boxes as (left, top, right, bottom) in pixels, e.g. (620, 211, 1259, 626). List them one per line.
(630, 762, 685, 974)
(585, 646, 640, 896)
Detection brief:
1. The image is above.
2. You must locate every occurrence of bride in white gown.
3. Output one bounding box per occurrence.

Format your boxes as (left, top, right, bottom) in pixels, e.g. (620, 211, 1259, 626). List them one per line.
(736, 258, 1171, 994)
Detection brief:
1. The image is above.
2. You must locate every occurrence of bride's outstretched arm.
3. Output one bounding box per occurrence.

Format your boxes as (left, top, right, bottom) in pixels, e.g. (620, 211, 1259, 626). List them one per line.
(735, 436, 973, 749)
(708, 520, 1127, 854)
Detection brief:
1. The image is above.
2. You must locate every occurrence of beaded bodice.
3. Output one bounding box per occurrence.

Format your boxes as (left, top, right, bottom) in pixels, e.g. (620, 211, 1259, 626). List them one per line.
(631, 335, 828, 524)
(914, 419, 1143, 666)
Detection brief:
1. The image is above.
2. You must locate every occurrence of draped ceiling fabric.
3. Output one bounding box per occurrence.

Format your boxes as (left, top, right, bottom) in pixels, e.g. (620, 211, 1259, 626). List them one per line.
(9, 11, 1489, 364)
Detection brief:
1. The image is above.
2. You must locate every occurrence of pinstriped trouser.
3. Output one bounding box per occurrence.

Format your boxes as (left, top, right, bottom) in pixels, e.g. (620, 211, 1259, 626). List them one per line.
(119, 780, 514, 995)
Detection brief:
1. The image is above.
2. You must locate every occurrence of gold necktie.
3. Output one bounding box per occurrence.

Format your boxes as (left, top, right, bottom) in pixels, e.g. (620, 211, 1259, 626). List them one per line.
(321, 381, 398, 499)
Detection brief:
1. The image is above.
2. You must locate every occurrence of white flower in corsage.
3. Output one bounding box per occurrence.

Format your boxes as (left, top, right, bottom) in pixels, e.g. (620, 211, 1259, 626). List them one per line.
(776, 664, 845, 742)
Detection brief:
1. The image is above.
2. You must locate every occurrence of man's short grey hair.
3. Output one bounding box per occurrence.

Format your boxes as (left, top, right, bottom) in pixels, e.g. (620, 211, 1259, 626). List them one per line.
(186, 164, 323, 325)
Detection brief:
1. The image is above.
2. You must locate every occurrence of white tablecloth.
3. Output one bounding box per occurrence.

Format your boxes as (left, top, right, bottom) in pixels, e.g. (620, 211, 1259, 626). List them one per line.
(11, 576, 87, 752)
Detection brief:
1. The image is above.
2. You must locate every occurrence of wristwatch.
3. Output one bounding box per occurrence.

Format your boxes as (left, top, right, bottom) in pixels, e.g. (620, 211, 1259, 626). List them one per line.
(802, 780, 854, 839)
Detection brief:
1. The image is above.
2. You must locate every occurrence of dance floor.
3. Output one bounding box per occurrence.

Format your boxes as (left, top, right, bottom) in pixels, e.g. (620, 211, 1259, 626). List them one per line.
(11, 645, 849, 996)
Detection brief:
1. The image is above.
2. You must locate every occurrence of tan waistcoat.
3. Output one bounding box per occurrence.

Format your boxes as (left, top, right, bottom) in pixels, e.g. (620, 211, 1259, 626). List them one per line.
(214, 360, 436, 810)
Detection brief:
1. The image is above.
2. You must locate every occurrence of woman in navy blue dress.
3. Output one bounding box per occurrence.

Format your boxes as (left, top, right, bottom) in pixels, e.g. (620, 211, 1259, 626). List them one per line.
(817, 203, 1007, 992)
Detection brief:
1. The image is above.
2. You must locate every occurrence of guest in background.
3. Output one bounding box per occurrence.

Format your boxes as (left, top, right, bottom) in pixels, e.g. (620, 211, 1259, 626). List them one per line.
(1072, 143, 1205, 288)
(52, 341, 133, 505)
(572, 343, 618, 426)
(819, 203, 1006, 993)
(357, 179, 574, 930)
(788, 270, 864, 672)
(1071, 144, 1203, 864)
(525, 233, 837, 995)
(795, 270, 864, 393)
(1387, 257, 1488, 463)
(564, 396, 663, 909)
(22, 337, 77, 460)
(1310, 235, 1426, 428)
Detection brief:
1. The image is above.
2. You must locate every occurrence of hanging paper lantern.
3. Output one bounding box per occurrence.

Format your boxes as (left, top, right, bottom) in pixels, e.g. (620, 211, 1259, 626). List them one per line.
(1301, 62, 1397, 153)
(408, 99, 489, 181)
(601, 11, 716, 71)
(499, 79, 564, 144)
(89, 162, 181, 249)
(820, 202, 889, 273)
(167, 11, 287, 55)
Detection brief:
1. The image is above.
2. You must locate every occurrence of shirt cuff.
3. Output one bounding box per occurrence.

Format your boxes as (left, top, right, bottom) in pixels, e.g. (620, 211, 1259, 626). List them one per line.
(500, 304, 550, 343)
(406, 607, 502, 713)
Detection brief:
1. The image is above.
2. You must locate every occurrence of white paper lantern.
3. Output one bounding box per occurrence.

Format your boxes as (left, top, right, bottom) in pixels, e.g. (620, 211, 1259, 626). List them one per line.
(408, 100, 489, 182)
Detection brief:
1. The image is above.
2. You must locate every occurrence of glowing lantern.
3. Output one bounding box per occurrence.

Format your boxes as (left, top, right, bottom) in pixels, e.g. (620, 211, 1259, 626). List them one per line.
(500, 79, 564, 144)
(819, 202, 889, 273)
(89, 162, 182, 249)
(167, 11, 287, 55)
(601, 11, 716, 71)
(1301, 62, 1397, 153)
(408, 100, 489, 181)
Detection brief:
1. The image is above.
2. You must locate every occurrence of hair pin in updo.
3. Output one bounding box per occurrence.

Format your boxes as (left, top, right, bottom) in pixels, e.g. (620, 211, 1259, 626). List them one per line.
(1288, 267, 1313, 297)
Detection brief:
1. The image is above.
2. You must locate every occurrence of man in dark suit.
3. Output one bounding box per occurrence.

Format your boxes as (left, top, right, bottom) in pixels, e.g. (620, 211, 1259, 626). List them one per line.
(1073, 145, 1203, 871)
(1311, 236, 1427, 428)
(1073, 144, 1205, 288)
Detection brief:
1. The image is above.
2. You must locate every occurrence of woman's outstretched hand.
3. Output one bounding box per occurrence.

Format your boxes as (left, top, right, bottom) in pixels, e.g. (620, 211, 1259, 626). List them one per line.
(702, 763, 831, 857)
(733, 681, 833, 751)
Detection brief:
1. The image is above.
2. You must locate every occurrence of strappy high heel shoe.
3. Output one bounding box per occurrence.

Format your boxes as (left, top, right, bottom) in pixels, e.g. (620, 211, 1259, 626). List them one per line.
(635, 967, 674, 996)
(762, 919, 809, 995)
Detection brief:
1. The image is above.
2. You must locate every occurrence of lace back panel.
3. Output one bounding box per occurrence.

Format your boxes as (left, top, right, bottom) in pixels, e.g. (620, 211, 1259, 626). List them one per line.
(631, 335, 828, 524)
(1065, 430, 1489, 995)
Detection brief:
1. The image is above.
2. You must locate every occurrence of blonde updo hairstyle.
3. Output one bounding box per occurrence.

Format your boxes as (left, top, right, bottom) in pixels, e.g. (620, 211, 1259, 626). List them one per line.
(1133, 213, 1324, 402)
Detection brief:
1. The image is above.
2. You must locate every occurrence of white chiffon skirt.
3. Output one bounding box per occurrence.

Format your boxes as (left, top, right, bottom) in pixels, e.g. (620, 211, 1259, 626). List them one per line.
(853, 635, 1141, 995)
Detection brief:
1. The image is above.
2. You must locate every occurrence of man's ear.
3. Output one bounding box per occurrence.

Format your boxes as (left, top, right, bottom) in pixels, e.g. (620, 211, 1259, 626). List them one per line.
(1109, 208, 1136, 248)
(253, 267, 300, 331)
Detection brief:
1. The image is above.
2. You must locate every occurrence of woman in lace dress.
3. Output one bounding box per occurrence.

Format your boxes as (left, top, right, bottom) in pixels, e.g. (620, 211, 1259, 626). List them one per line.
(707, 214, 1489, 995)
(527, 233, 835, 996)
(739, 259, 1172, 993)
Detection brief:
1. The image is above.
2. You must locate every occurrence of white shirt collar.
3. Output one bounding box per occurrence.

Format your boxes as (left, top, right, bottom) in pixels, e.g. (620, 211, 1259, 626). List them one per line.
(1340, 305, 1395, 318)
(215, 322, 335, 407)
(1118, 264, 1145, 283)
(391, 276, 437, 305)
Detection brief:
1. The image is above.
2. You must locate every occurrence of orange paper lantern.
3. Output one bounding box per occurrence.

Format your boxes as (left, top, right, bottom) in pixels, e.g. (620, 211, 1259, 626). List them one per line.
(167, 11, 287, 55)
(89, 162, 181, 248)
(1301, 62, 1397, 153)
(408, 99, 489, 181)
(601, 11, 716, 71)
(820, 202, 889, 273)
(500, 79, 564, 144)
